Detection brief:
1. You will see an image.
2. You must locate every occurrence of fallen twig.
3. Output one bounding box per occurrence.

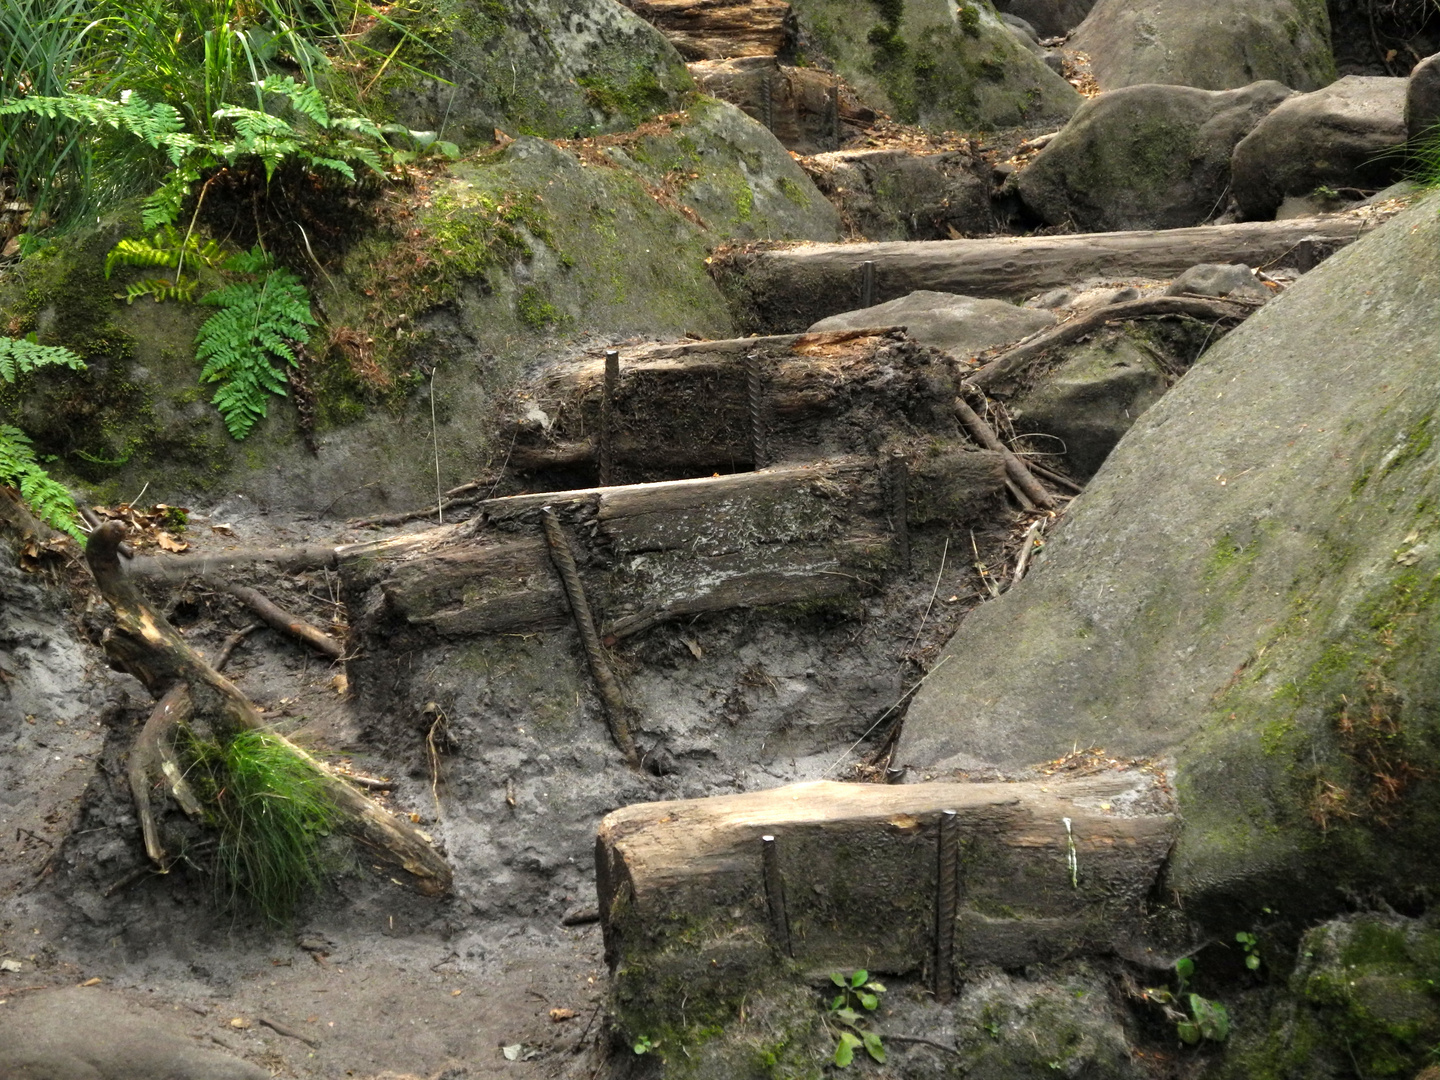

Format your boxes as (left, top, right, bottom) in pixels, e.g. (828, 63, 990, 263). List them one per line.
(224, 584, 344, 661)
(1024, 461, 1084, 494)
(211, 622, 261, 673)
(256, 1016, 321, 1048)
(954, 396, 1055, 510)
(1011, 519, 1044, 586)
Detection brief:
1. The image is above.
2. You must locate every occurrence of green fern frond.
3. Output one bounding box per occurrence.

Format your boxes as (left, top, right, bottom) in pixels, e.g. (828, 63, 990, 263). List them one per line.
(0, 424, 84, 540)
(195, 250, 316, 439)
(142, 166, 204, 230)
(253, 75, 330, 127)
(106, 227, 226, 280)
(0, 336, 86, 384)
(116, 276, 200, 304)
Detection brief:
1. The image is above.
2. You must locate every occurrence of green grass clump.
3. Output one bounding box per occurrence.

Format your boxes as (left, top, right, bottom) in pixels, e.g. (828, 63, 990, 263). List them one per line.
(183, 729, 342, 922)
(1413, 124, 1440, 189)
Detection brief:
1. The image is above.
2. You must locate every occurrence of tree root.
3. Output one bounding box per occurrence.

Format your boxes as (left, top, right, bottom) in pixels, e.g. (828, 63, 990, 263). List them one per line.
(86, 520, 452, 896)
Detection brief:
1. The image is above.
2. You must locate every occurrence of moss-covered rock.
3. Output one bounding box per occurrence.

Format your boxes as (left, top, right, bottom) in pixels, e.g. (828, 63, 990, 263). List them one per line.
(1070, 0, 1336, 93)
(602, 98, 843, 241)
(895, 193, 1440, 924)
(0, 135, 737, 513)
(788, 0, 1080, 133)
(1214, 915, 1440, 1080)
(367, 0, 693, 146)
(1015, 81, 1295, 230)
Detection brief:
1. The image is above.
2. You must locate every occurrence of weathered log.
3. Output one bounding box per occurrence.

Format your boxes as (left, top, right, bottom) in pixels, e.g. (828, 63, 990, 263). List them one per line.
(85, 522, 453, 895)
(121, 530, 441, 583)
(964, 295, 1258, 392)
(713, 213, 1386, 332)
(619, 0, 791, 59)
(597, 774, 1175, 1027)
(505, 329, 949, 485)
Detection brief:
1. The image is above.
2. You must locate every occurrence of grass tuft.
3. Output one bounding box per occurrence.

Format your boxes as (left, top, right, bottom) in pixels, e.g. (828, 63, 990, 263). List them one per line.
(1412, 123, 1440, 189)
(183, 728, 342, 923)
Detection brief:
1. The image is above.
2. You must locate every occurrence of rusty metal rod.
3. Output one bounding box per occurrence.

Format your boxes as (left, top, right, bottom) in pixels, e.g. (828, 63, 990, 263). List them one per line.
(888, 450, 910, 573)
(540, 509, 639, 767)
(599, 349, 619, 486)
(761, 834, 792, 957)
(746, 353, 768, 470)
(934, 809, 958, 1002)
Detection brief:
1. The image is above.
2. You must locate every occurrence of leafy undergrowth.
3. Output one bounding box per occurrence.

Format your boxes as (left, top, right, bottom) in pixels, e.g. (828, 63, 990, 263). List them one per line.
(0, 336, 86, 537)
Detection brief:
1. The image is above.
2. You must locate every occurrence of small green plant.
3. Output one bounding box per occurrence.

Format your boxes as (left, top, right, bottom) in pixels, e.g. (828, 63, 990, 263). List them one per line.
(632, 1033, 659, 1055)
(194, 247, 316, 439)
(826, 970, 887, 1067)
(1236, 931, 1262, 971)
(1143, 957, 1231, 1046)
(181, 728, 341, 921)
(0, 336, 86, 538)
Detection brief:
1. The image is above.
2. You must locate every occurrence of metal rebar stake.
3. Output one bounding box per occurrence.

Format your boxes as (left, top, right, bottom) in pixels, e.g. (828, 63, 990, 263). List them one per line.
(888, 450, 910, 573)
(599, 349, 619, 486)
(860, 259, 876, 308)
(746, 353, 768, 470)
(934, 809, 958, 1002)
(761, 834, 792, 956)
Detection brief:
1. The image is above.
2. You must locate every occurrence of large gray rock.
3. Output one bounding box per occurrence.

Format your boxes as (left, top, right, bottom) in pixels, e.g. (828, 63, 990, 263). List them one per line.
(1070, 0, 1335, 92)
(808, 291, 1055, 357)
(802, 148, 994, 240)
(994, 0, 1097, 38)
(0, 988, 269, 1080)
(788, 0, 1081, 132)
(896, 193, 1440, 918)
(1016, 81, 1294, 230)
(1165, 263, 1272, 301)
(1232, 75, 1408, 219)
(604, 98, 844, 241)
(1007, 333, 1171, 480)
(1406, 51, 1440, 141)
(369, 0, 693, 147)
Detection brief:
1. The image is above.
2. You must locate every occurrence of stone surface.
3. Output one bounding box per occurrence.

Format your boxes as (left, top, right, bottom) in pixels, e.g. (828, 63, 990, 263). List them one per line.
(1232, 75, 1408, 219)
(788, 0, 1081, 132)
(808, 291, 1055, 357)
(689, 56, 844, 154)
(1007, 332, 1170, 479)
(896, 193, 1440, 919)
(604, 98, 844, 241)
(1070, 0, 1335, 93)
(802, 148, 994, 240)
(1406, 51, 1440, 140)
(994, 0, 1098, 38)
(1016, 81, 1294, 230)
(619, 0, 791, 60)
(1165, 263, 1272, 301)
(368, 0, 694, 147)
(0, 988, 269, 1080)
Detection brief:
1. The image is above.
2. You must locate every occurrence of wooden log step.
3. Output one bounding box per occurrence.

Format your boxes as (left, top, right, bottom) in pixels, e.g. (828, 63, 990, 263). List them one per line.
(712, 213, 1388, 333)
(618, 0, 792, 60)
(597, 774, 1175, 1028)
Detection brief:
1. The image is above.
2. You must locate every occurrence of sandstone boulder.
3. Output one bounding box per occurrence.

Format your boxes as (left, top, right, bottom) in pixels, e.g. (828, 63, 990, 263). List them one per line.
(1165, 263, 1272, 301)
(808, 291, 1055, 358)
(802, 148, 994, 240)
(370, 0, 693, 146)
(788, 0, 1081, 133)
(1070, 0, 1335, 93)
(896, 193, 1440, 920)
(1406, 51, 1440, 141)
(1232, 75, 1408, 219)
(1016, 81, 1294, 230)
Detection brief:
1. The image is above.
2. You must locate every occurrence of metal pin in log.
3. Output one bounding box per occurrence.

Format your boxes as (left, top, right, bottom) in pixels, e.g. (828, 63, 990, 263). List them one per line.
(933, 809, 958, 1002)
(860, 260, 877, 309)
(599, 349, 619, 487)
(761, 834, 792, 957)
(888, 450, 910, 573)
(746, 353, 768, 470)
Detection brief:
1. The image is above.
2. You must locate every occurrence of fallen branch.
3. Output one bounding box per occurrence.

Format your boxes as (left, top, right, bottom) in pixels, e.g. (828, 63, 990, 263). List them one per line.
(1011, 519, 1044, 586)
(1024, 461, 1085, 495)
(212, 622, 261, 673)
(964, 295, 1257, 391)
(953, 397, 1055, 510)
(223, 584, 344, 661)
(85, 521, 452, 896)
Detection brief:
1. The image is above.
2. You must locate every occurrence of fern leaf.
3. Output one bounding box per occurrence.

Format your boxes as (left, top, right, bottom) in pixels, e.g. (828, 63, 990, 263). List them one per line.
(0, 336, 86, 383)
(0, 425, 84, 540)
(253, 75, 330, 128)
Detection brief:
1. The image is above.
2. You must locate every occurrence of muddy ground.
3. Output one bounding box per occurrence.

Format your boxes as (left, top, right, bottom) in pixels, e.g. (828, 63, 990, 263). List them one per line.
(0, 480, 1023, 1078)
